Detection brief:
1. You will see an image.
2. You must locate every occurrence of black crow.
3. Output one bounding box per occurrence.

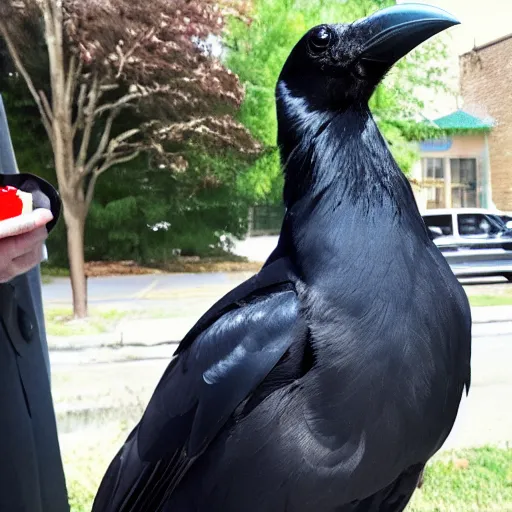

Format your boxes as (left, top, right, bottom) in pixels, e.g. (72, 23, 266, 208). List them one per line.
(92, 4, 471, 511)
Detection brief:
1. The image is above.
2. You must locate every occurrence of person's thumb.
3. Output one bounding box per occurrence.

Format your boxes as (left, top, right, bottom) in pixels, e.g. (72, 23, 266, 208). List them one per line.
(32, 208, 54, 229)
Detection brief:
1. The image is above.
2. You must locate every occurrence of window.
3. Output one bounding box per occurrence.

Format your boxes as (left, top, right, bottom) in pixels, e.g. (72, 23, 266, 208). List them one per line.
(451, 159, 477, 208)
(422, 158, 444, 179)
(422, 158, 445, 208)
(425, 187, 444, 208)
(458, 214, 500, 236)
(423, 215, 453, 236)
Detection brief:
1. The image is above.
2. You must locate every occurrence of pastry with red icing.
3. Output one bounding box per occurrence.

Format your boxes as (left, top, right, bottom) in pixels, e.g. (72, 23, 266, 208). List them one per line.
(0, 185, 33, 221)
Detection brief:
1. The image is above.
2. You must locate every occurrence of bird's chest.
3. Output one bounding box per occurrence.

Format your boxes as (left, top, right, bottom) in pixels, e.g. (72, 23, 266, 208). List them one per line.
(300, 268, 462, 444)
(292, 210, 467, 446)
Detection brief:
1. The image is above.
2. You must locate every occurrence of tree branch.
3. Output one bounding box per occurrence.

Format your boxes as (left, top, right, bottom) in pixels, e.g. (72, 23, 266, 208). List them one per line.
(83, 107, 120, 175)
(115, 27, 156, 79)
(38, 90, 54, 124)
(94, 93, 140, 116)
(65, 54, 82, 108)
(84, 123, 140, 177)
(64, 54, 76, 105)
(0, 20, 54, 145)
(100, 84, 120, 93)
(97, 149, 141, 176)
(76, 73, 100, 170)
(94, 85, 174, 116)
(84, 172, 99, 211)
(84, 148, 141, 210)
(73, 83, 88, 137)
(111, 128, 141, 144)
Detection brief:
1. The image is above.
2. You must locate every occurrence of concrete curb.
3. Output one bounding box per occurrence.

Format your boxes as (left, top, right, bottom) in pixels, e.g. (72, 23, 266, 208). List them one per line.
(48, 316, 198, 350)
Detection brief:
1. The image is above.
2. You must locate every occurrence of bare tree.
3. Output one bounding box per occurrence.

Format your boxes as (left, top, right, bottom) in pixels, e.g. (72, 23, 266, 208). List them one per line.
(0, 0, 258, 317)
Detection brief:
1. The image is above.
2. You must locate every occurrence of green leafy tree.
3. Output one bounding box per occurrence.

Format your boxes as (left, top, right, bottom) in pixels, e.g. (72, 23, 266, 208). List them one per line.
(226, 0, 452, 202)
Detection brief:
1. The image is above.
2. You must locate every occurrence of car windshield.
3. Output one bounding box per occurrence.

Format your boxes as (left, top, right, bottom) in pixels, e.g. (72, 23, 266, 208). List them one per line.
(487, 214, 507, 230)
(499, 215, 512, 226)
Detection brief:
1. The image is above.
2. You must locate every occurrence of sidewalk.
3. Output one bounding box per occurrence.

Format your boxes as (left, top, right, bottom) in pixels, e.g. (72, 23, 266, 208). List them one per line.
(47, 304, 512, 353)
(470, 304, 512, 323)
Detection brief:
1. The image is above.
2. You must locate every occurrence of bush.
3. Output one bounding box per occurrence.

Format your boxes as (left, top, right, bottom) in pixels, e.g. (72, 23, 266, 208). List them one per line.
(45, 154, 251, 266)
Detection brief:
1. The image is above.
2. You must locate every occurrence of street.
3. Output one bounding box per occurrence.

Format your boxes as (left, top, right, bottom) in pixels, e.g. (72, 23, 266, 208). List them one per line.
(43, 271, 255, 310)
(43, 270, 512, 310)
(443, 331, 512, 449)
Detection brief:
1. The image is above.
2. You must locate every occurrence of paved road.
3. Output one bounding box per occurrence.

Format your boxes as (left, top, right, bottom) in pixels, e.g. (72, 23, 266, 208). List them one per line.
(43, 268, 512, 447)
(42, 272, 255, 311)
(53, 325, 511, 512)
(42, 271, 512, 310)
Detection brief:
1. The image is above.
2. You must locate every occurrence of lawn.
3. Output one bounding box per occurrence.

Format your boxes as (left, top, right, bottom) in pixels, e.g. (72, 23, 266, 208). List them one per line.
(44, 307, 128, 337)
(468, 295, 512, 307)
(60, 423, 512, 512)
(463, 281, 512, 307)
(44, 307, 182, 337)
(408, 446, 512, 511)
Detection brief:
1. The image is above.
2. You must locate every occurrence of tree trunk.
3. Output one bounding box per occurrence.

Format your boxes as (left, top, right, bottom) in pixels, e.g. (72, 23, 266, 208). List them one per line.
(62, 199, 87, 318)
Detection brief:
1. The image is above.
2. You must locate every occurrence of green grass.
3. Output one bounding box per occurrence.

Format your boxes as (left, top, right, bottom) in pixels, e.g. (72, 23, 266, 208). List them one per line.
(44, 308, 127, 336)
(41, 264, 70, 277)
(62, 422, 130, 512)
(468, 295, 512, 307)
(44, 307, 181, 337)
(61, 431, 512, 512)
(408, 446, 512, 511)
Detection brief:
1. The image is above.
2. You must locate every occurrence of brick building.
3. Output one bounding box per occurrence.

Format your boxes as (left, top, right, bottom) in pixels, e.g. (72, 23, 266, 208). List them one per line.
(460, 34, 512, 211)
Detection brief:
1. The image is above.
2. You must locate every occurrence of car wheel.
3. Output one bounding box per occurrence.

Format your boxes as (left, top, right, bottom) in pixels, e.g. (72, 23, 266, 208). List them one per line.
(504, 273, 512, 282)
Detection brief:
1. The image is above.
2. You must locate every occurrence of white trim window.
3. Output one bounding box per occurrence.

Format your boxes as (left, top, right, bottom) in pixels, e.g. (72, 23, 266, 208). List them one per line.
(422, 157, 444, 180)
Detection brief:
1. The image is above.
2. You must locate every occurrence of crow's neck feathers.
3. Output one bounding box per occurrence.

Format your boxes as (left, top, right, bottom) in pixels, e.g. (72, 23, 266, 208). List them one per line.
(276, 81, 416, 216)
(274, 81, 430, 282)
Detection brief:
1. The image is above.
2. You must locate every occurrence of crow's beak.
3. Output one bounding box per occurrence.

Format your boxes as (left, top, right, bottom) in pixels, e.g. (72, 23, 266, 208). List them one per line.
(356, 3, 459, 65)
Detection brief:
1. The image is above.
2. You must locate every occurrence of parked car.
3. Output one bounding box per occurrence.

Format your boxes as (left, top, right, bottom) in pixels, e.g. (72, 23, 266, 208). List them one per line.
(421, 208, 512, 281)
(499, 212, 512, 227)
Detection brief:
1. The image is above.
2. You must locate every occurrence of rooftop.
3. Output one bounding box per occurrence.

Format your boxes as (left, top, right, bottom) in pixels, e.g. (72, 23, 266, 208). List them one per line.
(433, 110, 494, 132)
(422, 208, 504, 216)
(460, 33, 512, 56)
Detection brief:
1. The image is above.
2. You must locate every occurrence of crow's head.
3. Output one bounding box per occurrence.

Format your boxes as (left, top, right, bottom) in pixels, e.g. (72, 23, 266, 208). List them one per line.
(277, 4, 459, 112)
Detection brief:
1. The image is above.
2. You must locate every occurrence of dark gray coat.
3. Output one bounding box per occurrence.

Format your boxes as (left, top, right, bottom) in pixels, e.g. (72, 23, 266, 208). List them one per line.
(0, 95, 69, 512)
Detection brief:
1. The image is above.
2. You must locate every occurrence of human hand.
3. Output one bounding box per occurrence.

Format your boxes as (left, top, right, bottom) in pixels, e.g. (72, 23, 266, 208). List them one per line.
(0, 209, 54, 283)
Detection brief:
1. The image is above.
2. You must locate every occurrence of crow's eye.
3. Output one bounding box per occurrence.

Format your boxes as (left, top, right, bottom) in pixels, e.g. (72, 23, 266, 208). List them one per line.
(308, 26, 333, 54)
